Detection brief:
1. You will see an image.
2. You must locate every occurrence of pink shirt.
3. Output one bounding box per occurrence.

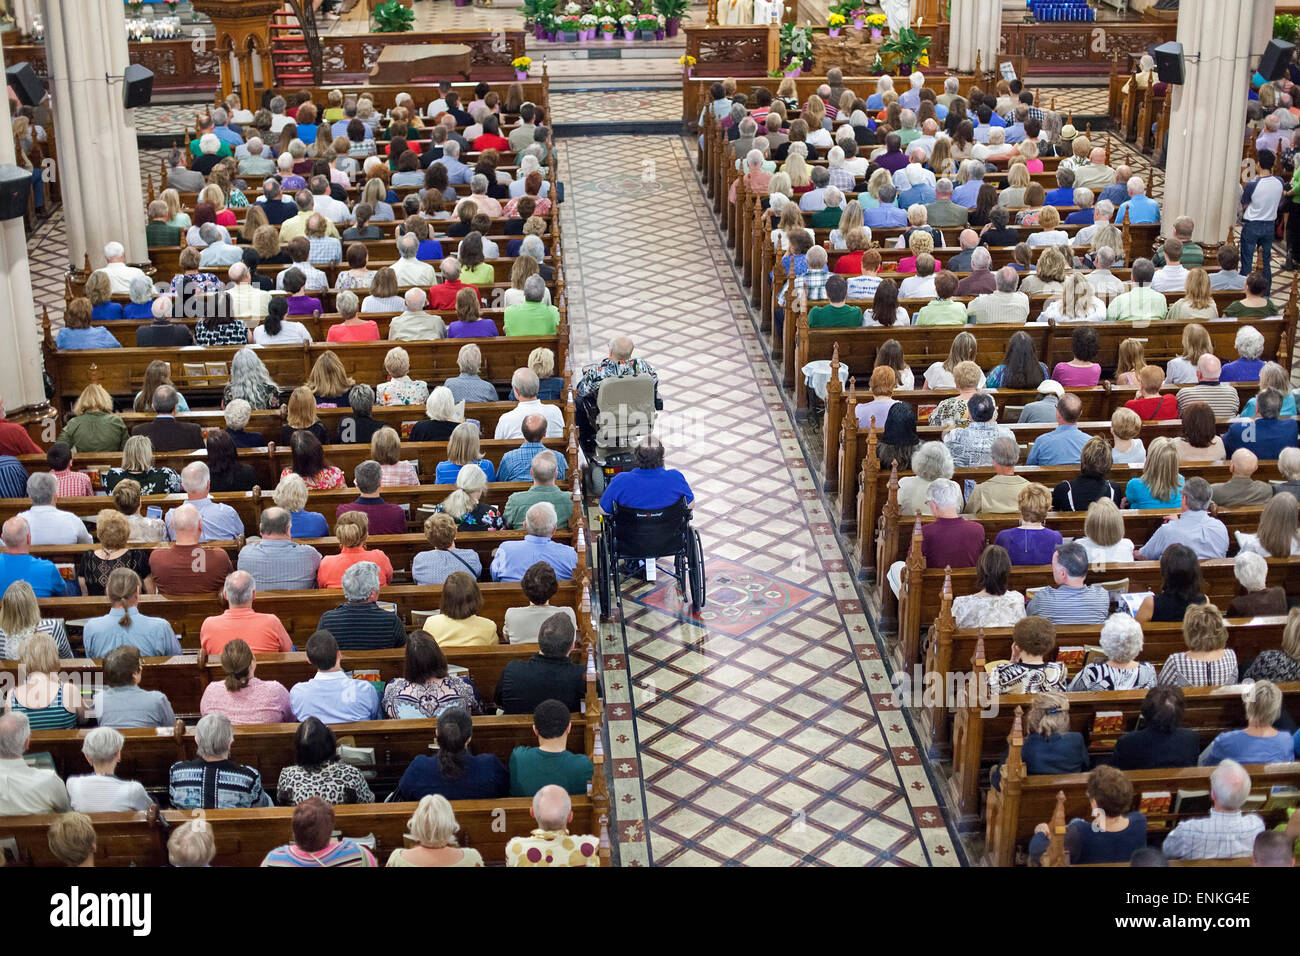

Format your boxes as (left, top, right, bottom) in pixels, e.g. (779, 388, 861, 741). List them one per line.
(1051, 362, 1101, 387)
(200, 607, 294, 654)
(317, 547, 394, 588)
(200, 676, 295, 724)
(53, 469, 93, 498)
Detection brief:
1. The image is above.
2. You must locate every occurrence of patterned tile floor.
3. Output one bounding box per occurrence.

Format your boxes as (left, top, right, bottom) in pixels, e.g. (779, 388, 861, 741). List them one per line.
(558, 134, 959, 865)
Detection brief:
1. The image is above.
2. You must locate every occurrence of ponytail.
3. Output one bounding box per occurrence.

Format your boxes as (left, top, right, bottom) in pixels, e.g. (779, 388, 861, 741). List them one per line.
(435, 709, 472, 779)
(105, 568, 141, 629)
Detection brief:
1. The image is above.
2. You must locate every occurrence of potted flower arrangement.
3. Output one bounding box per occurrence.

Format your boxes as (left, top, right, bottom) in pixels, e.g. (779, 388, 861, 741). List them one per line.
(558, 13, 581, 40)
(866, 12, 886, 38)
(636, 12, 659, 39)
(827, 12, 845, 37)
(783, 60, 801, 78)
(599, 15, 617, 37)
(679, 53, 696, 77)
(512, 55, 532, 80)
(619, 13, 636, 39)
(880, 25, 931, 73)
(579, 12, 598, 39)
(127, 0, 144, 14)
(653, 0, 689, 37)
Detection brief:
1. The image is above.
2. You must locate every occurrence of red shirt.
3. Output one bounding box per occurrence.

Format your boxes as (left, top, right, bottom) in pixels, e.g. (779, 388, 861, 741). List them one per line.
(326, 320, 380, 342)
(1124, 394, 1179, 421)
(216, 209, 237, 227)
(833, 252, 863, 275)
(201, 606, 293, 655)
(0, 421, 40, 456)
(52, 469, 92, 499)
(473, 133, 511, 153)
(428, 280, 468, 310)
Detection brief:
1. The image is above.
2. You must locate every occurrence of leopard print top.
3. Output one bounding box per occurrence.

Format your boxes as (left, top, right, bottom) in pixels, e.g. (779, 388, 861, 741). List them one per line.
(276, 760, 374, 806)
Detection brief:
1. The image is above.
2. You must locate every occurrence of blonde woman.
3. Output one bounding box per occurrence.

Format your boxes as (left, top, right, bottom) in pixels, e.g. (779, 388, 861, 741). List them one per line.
(133, 359, 190, 414)
(361, 176, 395, 222)
(1244, 607, 1300, 681)
(272, 472, 329, 538)
(435, 422, 496, 484)
(1087, 224, 1125, 267)
(252, 225, 283, 266)
(0, 581, 71, 659)
(375, 347, 428, 407)
(829, 200, 865, 251)
(78, 510, 153, 597)
(1164, 323, 1214, 384)
(776, 76, 799, 108)
(784, 148, 813, 192)
(307, 350, 355, 406)
(280, 386, 329, 446)
(112, 479, 167, 543)
(387, 794, 485, 868)
(160, 187, 190, 229)
(1017, 136, 1044, 173)
(59, 384, 128, 452)
(922, 330, 986, 390)
(993, 483, 1063, 566)
(1241, 362, 1296, 417)
(1075, 498, 1135, 564)
(1157, 602, 1238, 687)
(1042, 271, 1105, 321)
(435, 463, 504, 530)
(317, 511, 394, 588)
(929, 137, 956, 179)
(864, 166, 894, 206)
(1114, 338, 1146, 388)
(1235, 492, 1300, 558)
(6, 634, 83, 728)
(528, 347, 563, 401)
(1124, 436, 1184, 508)
(503, 255, 551, 308)
(997, 162, 1032, 208)
(1110, 407, 1146, 465)
(772, 200, 814, 253)
(102, 435, 181, 496)
(1024, 205, 1067, 247)
(85, 271, 121, 321)
(370, 426, 420, 487)
(1166, 268, 1219, 320)
(1019, 246, 1068, 296)
(1200, 679, 1294, 764)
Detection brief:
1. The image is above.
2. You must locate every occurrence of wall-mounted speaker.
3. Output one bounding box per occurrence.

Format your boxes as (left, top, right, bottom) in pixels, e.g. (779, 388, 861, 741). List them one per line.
(123, 64, 154, 109)
(5, 63, 45, 107)
(1152, 41, 1185, 85)
(0, 164, 33, 221)
(1260, 39, 1295, 82)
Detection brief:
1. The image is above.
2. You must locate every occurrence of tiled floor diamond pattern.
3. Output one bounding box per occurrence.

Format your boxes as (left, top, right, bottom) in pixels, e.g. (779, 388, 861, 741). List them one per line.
(558, 135, 957, 865)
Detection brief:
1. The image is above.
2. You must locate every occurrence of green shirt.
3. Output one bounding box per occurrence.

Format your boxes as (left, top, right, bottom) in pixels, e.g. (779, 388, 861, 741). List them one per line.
(810, 206, 842, 228)
(1223, 300, 1278, 318)
(808, 303, 863, 328)
(503, 484, 573, 529)
(59, 412, 129, 454)
(915, 299, 968, 326)
(188, 137, 233, 159)
(460, 263, 496, 286)
(504, 301, 560, 336)
(509, 746, 594, 797)
(146, 220, 181, 248)
(1152, 241, 1204, 269)
(1106, 286, 1168, 322)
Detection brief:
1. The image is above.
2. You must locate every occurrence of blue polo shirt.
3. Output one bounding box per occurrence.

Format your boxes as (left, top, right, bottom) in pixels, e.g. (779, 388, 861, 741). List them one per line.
(600, 468, 694, 512)
(1116, 194, 1161, 224)
(1045, 187, 1076, 206)
(1024, 425, 1091, 467)
(0, 553, 67, 597)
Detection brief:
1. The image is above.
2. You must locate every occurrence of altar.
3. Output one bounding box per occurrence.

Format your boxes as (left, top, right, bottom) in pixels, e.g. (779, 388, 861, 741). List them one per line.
(368, 43, 473, 83)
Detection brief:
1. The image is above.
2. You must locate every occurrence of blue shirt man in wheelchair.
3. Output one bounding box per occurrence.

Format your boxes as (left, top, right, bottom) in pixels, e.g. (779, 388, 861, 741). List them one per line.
(600, 437, 694, 513)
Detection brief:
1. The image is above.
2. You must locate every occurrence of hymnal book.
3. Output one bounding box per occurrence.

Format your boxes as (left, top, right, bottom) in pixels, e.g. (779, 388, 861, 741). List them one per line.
(1139, 791, 1172, 815)
(1091, 711, 1124, 735)
(1263, 786, 1300, 811)
(55, 563, 76, 582)
(1174, 789, 1211, 815)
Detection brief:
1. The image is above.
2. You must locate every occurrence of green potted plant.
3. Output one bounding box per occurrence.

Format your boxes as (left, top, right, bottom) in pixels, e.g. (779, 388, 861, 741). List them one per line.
(880, 26, 931, 73)
(1276, 13, 1299, 43)
(372, 0, 416, 31)
(653, 0, 689, 37)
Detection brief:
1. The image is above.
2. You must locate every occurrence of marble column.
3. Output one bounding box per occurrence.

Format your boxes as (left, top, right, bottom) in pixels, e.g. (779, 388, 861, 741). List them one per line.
(0, 42, 52, 413)
(947, 0, 1001, 76)
(12, 0, 39, 36)
(40, 0, 147, 270)
(1163, 0, 1275, 245)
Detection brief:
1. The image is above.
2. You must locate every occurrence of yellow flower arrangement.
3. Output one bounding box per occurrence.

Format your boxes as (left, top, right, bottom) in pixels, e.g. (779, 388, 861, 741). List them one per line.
(828, 12, 845, 25)
(918, 54, 929, 66)
(512, 55, 532, 70)
(865, 12, 886, 26)
(679, 54, 697, 66)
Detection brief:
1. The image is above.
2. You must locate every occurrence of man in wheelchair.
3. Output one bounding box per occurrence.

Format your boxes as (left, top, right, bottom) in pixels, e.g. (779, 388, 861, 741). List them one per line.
(599, 436, 693, 515)
(576, 335, 662, 452)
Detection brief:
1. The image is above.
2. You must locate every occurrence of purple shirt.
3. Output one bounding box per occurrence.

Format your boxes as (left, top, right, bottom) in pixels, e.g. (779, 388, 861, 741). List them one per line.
(287, 295, 323, 316)
(922, 517, 985, 569)
(994, 527, 1064, 566)
(336, 499, 406, 536)
(448, 318, 500, 338)
(875, 151, 909, 173)
(1051, 362, 1101, 387)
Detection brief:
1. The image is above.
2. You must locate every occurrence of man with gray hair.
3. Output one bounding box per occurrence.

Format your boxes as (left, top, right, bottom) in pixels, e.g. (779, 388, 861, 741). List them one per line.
(198, 221, 242, 269)
(496, 368, 566, 439)
(146, 199, 181, 248)
(504, 275, 560, 336)
(519, 234, 553, 281)
(926, 178, 968, 228)
(491, 501, 578, 582)
(504, 450, 573, 530)
(951, 160, 985, 208)
(310, 173, 353, 225)
(317, 561, 406, 650)
(1136, 476, 1229, 560)
(435, 137, 473, 184)
(886, 477, 984, 597)
(102, 240, 149, 293)
(280, 188, 340, 242)
(388, 287, 446, 341)
(1225, 387, 1298, 460)
(1163, 759, 1265, 860)
(165, 462, 244, 542)
(0, 711, 71, 813)
(468, 173, 503, 217)
(237, 136, 276, 177)
(0, 515, 67, 596)
(1026, 542, 1112, 624)
(1084, 246, 1126, 299)
(444, 342, 499, 404)
(335, 459, 406, 535)
(798, 166, 833, 212)
(505, 784, 601, 865)
(18, 472, 91, 545)
(130, 384, 204, 452)
(967, 265, 1030, 324)
(256, 176, 296, 226)
(1072, 198, 1115, 250)
(864, 184, 909, 228)
(200, 570, 293, 654)
(956, 246, 996, 296)
(732, 115, 759, 159)
(169, 712, 271, 809)
(964, 436, 1030, 514)
(237, 506, 322, 591)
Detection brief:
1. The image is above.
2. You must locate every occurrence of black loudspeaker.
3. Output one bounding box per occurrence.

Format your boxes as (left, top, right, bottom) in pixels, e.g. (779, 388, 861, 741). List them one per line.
(1152, 41, 1185, 85)
(5, 62, 45, 107)
(123, 63, 154, 109)
(1260, 39, 1295, 82)
(0, 164, 33, 221)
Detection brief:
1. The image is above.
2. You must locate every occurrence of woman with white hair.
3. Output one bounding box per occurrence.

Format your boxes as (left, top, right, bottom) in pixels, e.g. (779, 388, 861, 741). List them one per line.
(325, 290, 381, 343)
(388, 793, 485, 867)
(897, 441, 957, 515)
(1041, 271, 1106, 321)
(222, 347, 282, 410)
(435, 464, 504, 530)
(444, 343, 499, 404)
(192, 132, 224, 176)
(375, 346, 429, 406)
(272, 473, 329, 539)
(168, 819, 217, 867)
(829, 200, 865, 251)
(67, 726, 154, 813)
(1240, 362, 1296, 417)
(1228, 550, 1288, 617)
(409, 386, 464, 443)
(866, 75, 895, 111)
(222, 398, 263, 448)
(1199, 679, 1293, 765)
(1221, 325, 1267, 382)
(1067, 614, 1157, 691)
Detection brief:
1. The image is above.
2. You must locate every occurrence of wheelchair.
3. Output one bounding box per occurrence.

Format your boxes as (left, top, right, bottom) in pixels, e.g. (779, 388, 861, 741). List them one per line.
(580, 374, 657, 498)
(596, 496, 706, 620)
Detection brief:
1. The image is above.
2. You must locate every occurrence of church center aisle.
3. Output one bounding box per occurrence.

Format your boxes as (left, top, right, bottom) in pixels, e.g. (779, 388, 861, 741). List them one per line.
(558, 135, 960, 866)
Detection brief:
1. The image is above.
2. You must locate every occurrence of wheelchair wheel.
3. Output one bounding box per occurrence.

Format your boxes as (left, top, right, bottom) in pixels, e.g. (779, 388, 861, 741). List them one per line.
(596, 532, 612, 620)
(686, 528, 706, 611)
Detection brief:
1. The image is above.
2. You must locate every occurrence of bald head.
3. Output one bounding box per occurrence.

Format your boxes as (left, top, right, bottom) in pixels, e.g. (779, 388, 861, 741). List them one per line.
(609, 336, 634, 361)
(1089, 147, 1107, 164)
(531, 784, 573, 830)
(1, 516, 29, 552)
(169, 503, 202, 544)
(959, 228, 978, 251)
(1196, 353, 1222, 383)
(1230, 448, 1260, 477)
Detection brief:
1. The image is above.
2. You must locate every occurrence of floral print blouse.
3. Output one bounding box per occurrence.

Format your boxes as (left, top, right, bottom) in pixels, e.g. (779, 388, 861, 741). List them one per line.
(375, 376, 430, 406)
(381, 675, 481, 718)
(280, 466, 347, 491)
(435, 501, 505, 531)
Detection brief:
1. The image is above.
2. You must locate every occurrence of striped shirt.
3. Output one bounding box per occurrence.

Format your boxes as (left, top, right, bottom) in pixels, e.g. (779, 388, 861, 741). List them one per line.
(262, 839, 377, 867)
(67, 773, 153, 813)
(1157, 650, 1240, 688)
(169, 757, 269, 810)
(1174, 382, 1241, 419)
(1025, 584, 1111, 624)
